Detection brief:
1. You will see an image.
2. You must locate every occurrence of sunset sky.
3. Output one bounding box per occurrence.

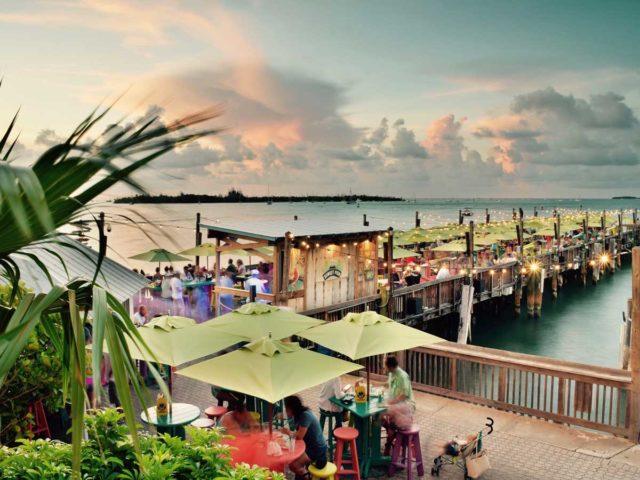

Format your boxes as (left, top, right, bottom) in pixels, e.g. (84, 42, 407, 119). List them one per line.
(1, 0, 639, 197)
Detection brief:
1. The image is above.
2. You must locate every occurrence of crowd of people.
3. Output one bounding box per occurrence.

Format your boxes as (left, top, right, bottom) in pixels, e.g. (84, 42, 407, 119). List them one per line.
(131, 258, 275, 322)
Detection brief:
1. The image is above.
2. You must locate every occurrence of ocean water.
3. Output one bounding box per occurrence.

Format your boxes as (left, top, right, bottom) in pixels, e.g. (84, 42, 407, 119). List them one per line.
(93, 198, 639, 367)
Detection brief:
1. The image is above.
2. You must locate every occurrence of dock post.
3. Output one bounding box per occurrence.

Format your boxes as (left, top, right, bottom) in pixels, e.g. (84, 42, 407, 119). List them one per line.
(618, 212, 623, 268)
(633, 209, 638, 246)
(485, 208, 490, 224)
(195, 212, 202, 267)
(514, 267, 523, 314)
(628, 247, 640, 442)
(458, 210, 463, 225)
(214, 237, 221, 317)
(415, 211, 420, 228)
(386, 227, 395, 318)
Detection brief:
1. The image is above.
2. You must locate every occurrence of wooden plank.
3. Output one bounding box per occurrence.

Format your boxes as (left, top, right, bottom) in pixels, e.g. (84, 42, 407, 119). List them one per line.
(417, 342, 632, 386)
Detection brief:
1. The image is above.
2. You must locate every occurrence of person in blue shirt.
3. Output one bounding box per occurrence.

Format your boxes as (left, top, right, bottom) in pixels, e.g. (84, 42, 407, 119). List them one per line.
(283, 395, 328, 479)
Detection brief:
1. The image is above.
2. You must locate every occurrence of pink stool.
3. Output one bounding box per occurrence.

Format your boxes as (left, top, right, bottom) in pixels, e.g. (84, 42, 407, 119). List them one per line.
(204, 405, 227, 424)
(389, 425, 424, 480)
(333, 427, 360, 480)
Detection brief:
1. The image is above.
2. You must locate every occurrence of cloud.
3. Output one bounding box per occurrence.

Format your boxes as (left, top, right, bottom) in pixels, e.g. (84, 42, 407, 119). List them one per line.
(512, 87, 638, 129)
(34, 129, 65, 147)
(472, 88, 640, 174)
(386, 120, 427, 159)
(126, 65, 361, 150)
(423, 114, 465, 163)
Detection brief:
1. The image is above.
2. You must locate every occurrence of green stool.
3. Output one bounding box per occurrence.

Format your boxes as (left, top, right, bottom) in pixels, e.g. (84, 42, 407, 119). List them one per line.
(319, 409, 339, 457)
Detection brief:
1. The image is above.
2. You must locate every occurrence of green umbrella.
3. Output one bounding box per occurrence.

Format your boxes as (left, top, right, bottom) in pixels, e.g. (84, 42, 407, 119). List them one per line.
(177, 336, 362, 404)
(431, 240, 481, 252)
(125, 316, 245, 367)
(298, 311, 443, 394)
(129, 248, 189, 264)
(203, 302, 324, 341)
(298, 311, 442, 360)
(378, 244, 419, 260)
(179, 243, 218, 257)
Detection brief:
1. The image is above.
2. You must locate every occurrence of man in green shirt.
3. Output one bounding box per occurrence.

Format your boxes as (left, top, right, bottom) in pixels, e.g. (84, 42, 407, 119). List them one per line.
(383, 355, 415, 455)
(386, 355, 414, 407)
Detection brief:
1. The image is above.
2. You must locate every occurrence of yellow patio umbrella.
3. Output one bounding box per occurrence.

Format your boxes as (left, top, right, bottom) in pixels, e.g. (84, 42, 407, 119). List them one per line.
(203, 302, 324, 341)
(298, 311, 443, 392)
(178, 336, 363, 404)
(129, 248, 189, 267)
(378, 244, 419, 260)
(125, 315, 245, 367)
(179, 243, 217, 257)
(431, 240, 481, 252)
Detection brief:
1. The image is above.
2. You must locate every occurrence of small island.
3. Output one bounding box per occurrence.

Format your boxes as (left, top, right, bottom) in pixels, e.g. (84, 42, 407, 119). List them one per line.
(611, 196, 638, 199)
(114, 189, 403, 204)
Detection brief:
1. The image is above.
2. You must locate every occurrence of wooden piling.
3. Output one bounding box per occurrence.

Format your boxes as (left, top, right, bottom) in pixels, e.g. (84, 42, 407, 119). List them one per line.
(195, 212, 202, 267)
(628, 247, 640, 442)
(386, 227, 395, 318)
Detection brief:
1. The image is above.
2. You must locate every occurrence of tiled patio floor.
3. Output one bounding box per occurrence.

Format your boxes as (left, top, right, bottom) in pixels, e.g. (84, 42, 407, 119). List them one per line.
(134, 374, 640, 480)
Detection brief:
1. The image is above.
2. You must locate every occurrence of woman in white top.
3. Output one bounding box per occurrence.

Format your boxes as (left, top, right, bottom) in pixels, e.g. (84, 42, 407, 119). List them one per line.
(318, 377, 345, 433)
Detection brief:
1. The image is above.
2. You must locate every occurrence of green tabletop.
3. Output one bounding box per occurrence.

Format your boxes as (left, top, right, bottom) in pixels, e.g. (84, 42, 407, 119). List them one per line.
(331, 397, 389, 478)
(332, 396, 387, 419)
(141, 403, 201, 438)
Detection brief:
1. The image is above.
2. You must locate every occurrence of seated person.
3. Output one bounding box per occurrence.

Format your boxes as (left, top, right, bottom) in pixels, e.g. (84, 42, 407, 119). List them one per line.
(382, 355, 415, 454)
(219, 392, 259, 433)
(282, 395, 328, 480)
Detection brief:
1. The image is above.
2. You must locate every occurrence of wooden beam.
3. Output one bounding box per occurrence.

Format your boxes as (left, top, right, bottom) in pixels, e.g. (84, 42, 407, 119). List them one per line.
(217, 240, 269, 252)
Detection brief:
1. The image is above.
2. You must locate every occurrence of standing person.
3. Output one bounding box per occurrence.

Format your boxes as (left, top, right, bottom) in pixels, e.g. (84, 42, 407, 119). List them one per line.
(161, 270, 172, 299)
(226, 258, 237, 274)
(283, 395, 328, 479)
(153, 267, 162, 282)
(219, 269, 235, 313)
(133, 305, 148, 327)
(245, 269, 267, 301)
(436, 262, 450, 280)
(170, 273, 184, 315)
(383, 355, 415, 454)
(183, 266, 194, 281)
(236, 259, 246, 276)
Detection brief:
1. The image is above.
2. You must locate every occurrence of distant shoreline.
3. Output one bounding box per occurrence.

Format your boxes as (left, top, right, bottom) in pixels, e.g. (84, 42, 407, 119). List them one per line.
(114, 191, 403, 204)
(611, 196, 638, 199)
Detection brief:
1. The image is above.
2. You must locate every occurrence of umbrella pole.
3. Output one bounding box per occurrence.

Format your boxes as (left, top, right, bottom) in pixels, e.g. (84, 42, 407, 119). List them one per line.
(366, 357, 371, 401)
(268, 403, 273, 436)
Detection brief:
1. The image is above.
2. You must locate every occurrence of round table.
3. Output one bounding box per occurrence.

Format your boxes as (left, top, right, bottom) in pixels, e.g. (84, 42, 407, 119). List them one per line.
(141, 403, 201, 439)
(224, 431, 306, 472)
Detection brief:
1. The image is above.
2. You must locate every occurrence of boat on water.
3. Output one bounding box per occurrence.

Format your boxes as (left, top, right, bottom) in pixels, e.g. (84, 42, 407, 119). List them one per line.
(462, 208, 473, 217)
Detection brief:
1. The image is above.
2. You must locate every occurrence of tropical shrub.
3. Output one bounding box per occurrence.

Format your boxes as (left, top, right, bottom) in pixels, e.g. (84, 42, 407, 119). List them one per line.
(0, 409, 284, 480)
(0, 283, 64, 444)
(0, 96, 219, 477)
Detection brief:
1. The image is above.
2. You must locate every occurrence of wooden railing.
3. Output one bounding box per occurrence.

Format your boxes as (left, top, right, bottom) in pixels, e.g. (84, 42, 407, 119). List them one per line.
(391, 263, 518, 322)
(366, 341, 633, 438)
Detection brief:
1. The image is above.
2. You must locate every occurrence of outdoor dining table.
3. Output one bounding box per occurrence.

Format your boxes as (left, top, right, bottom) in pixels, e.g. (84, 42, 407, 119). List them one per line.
(331, 396, 389, 478)
(223, 431, 306, 472)
(140, 402, 201, 439)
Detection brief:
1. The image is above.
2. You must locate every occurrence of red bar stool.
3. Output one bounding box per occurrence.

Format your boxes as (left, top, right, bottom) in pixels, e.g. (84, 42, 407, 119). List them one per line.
(204, 405, 227, 425)
(388, 424, 424, 480)
(333, 427, 360, 480)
